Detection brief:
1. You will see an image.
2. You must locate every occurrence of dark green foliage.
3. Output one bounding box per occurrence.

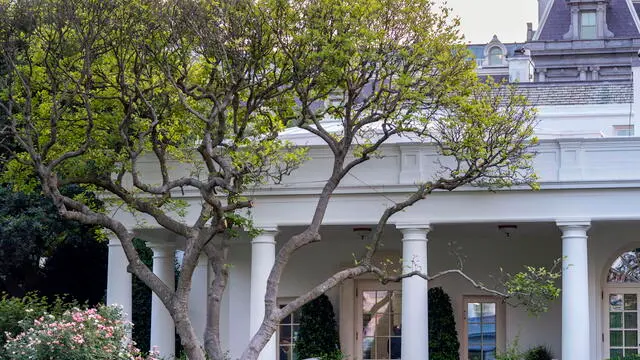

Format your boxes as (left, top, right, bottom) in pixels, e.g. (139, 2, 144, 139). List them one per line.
(0, 293, 77, 357)
(429, 287, 460, 360)
(132, 238, 153, 353)
(39, 230, 107, 306)
(524, 346, 553, 360)
(0, 184, 106, 304)
(296, 294, 341, 360)
(610, 355, 640, 360)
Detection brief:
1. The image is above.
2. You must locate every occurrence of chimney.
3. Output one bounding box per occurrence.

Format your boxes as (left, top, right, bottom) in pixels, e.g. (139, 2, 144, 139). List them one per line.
(527, 22, 534, 41)
(509, 48, 535, 83)
(538, 0, 551, 21)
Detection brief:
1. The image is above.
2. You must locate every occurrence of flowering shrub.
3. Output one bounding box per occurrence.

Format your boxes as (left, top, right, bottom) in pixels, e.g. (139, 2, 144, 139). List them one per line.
(0, 292, 79, 359)
(3, 305, 159, 360)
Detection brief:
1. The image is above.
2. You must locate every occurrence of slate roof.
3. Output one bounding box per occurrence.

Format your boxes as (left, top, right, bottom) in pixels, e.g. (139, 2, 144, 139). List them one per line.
(514, 80, 632, 105)
(608, 0, 640, 37)
(537, 0, 640, 40)
(537, 0, 571, 40)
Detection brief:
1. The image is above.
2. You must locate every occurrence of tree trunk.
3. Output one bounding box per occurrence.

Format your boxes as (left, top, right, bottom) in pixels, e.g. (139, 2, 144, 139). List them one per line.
(174, 305, 208, 360)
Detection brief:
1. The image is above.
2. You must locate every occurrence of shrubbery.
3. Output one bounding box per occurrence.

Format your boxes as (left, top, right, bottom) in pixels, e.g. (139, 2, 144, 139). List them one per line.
(0, 293, 77, 355)
(3, 305, 158, 360)
(295, 294, 341, 360)
(429, 287, 460, 360)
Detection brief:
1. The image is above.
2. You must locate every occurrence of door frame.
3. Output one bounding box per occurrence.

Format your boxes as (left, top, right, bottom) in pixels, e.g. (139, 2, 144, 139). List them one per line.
(461, 295, 506, 360)
(354, 279, 402, 360)
(603, 285, 640, 359)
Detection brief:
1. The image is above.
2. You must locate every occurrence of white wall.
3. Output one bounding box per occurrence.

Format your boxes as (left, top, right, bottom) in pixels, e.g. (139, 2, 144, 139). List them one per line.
(536, 104, 634, 138)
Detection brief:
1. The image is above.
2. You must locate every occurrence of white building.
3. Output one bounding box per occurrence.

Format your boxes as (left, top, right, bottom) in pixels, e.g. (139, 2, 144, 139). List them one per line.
(106, 1, 640, 359)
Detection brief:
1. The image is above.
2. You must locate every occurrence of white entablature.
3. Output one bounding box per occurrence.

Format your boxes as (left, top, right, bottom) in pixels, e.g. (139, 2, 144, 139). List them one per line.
(115, 135, 640, 230)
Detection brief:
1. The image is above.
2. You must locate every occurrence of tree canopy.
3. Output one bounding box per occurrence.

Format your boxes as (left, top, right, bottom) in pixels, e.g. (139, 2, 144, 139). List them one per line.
(0, 0, 549, 359)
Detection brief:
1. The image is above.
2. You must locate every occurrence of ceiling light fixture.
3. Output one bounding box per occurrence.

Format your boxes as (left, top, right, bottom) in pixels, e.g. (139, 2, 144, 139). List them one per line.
(353, 227, 372, 240)
(498, 224, 518, 239)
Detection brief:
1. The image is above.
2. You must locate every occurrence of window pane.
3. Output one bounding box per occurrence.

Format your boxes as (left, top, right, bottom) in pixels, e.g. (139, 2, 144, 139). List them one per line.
(612, 295, 624, 311)
(482, 303, 496, 318)
(625, 330, 637, 347)
(580, 12, 597, 39)
(376, 291, 391, 313)
(375, 337, 389, 359)
(291, 309, 301, 323)
(279, 346, 292, 360)
(612, 330, 624, 346)
(611, 348, 624, 359)
(468, 303, 482, 321)
(279, 325, 291, 341)
(292, 325, 299, 340)
(363, 315, 376, 337)
(362, 291, 377, 313)
(485, 349, 497, 360)
(581, 25, 596, 39)
(625, 294, 637, 311)
(362, 337, 374, 359)
(390, 336, 401, 359)
(626, 312, 638, 329)
(392, 313, 402, 329)
(488, 47, 503, 66)
(581, 11, 596, 26)
(612, 313, 623, 328)
(627, 348, 639, 355)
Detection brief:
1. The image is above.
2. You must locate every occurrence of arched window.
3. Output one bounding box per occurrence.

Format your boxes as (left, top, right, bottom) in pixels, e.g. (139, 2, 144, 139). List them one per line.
(608, 249, 640, 283)
(488, 47, 503, 66)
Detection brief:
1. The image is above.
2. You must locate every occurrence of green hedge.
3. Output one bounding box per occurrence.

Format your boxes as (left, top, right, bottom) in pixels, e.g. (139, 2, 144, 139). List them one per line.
(429, 287, 459, 360)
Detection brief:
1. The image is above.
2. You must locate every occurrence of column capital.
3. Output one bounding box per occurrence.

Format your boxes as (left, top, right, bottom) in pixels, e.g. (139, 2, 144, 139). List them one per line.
(107, 236, 122, 247)
(252, 225, 278, 244)
(396, 223, 431, 241)
(556, 219, 591, 231)
(255, 224, 278, 233)
(146, 242, 176, 259)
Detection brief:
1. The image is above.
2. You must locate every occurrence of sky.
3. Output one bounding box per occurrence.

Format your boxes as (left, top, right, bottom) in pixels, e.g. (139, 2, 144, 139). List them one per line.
(433, 0, 539, 44)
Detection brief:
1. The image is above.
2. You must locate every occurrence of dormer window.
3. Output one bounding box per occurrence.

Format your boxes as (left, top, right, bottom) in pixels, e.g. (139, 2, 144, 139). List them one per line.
(488, 47, 503, 66)
(580, 11, 597, 39)
(563, 0, 613, 40)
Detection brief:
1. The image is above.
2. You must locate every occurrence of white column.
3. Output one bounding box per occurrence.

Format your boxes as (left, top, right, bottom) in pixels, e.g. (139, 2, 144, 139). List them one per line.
(397, 224, 430, 360)
(149, 243, 176, 359)
(189, 255, 209, 345)
(250, 226, 278, 360)
(557, 220, 591, 360)
(107, 235, 132, 323)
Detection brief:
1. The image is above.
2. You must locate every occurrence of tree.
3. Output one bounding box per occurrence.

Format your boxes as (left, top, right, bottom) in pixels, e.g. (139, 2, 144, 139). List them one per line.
(0, 1, 557, 360)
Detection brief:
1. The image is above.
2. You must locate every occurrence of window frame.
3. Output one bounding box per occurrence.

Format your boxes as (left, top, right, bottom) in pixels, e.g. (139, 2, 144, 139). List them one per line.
(462, 295, 506, 360)
(613, 125, 635, 137)
(580, 10, 597, 39)
(487, 47, 504, 66)
(277, 298, 302, 360)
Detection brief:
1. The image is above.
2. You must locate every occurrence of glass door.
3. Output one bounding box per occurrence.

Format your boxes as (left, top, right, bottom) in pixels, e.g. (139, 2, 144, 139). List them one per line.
(606, 291, 640, 359)
(357, 281, 402, 360)
(463, 296, 502, 360)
